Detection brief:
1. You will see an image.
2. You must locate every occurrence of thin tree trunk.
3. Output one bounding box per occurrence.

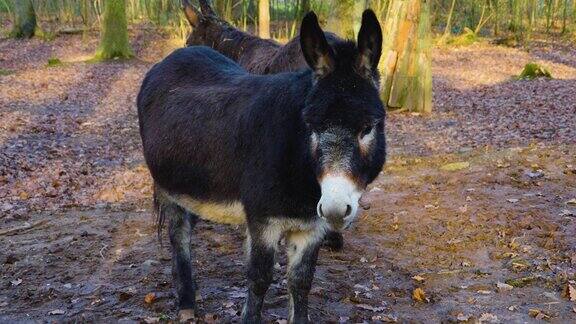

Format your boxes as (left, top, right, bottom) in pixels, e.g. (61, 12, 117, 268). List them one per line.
(527, 0, 537, 43)
(439, 0, 456, 43)
(327, 0, 355, 38)
(493, 0, 500, 36)
(258, 0, 270, 38)
(298, 0, 310, 20)
(82, 0, 90, 42)
(11, 0, 36, 38)
(474, 4, 487, 34)
(552, 0, 560, 28)
(562, 0, 568, 33)
(546, 0, 553, 32)
(444, 0, 456, 36)
(94, 0, 133, 60)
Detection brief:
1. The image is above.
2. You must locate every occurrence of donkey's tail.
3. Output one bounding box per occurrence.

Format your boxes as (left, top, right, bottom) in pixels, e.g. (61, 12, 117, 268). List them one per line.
(153, 184, 167, 243)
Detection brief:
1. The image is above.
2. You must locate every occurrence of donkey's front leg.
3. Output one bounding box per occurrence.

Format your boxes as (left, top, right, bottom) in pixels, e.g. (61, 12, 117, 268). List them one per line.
(242, 223, 280, 324)
(286, 225, 325, 324)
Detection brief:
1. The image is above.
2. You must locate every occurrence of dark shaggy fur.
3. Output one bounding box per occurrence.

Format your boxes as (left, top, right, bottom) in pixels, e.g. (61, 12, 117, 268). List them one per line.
(183, 0, 348, 250)
(138, 10, 385, 322)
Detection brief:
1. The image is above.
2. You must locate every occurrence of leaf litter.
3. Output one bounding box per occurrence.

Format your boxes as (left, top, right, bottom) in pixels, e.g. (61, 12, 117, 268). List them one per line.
(1, 32, 576, 323)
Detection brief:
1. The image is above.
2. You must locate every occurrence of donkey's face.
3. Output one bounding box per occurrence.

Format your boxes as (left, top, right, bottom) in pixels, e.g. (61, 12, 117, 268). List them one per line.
(183, 2, 226, 47)
(301, 11, 385, 231)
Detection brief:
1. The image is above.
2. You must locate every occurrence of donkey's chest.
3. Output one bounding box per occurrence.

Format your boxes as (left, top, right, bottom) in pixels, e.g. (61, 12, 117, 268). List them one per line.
(170, 195, 246, 225)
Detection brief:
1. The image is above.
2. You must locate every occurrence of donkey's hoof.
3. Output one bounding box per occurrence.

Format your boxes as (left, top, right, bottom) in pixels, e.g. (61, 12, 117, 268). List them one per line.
(322, 231, 344, 251)
(178, 309, 196, 322)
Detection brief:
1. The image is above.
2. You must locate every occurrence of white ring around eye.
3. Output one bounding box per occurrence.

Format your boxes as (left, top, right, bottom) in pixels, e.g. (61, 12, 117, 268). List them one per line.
(359, 126, 376, 147)
(310, 132, 319, 152)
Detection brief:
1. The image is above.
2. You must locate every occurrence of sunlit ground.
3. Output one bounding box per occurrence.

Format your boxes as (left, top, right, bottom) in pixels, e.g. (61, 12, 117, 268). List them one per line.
(1, 30, 575, 322)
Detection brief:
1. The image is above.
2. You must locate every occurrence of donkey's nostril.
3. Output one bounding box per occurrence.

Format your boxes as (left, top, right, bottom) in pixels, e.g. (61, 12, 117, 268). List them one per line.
(318, 204, 325, 218)
(345, 205, 352, 217)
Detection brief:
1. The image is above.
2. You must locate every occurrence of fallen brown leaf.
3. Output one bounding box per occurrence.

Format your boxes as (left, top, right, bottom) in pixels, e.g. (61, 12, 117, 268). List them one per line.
(144, 292, 156, 304)
(412, 288, 429, 303)
(412, 275, 426, 282)
(561, 283, 576, 301)
(478, 313, 498, 323)
(528, 308, 550, 320)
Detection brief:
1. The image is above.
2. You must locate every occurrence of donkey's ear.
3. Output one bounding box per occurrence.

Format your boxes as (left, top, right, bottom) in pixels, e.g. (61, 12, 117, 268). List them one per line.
(300, 11, 335, 77)
(198, 0, 217, 16)
(357, 10, 383, 74)
(182, 0, 202, 28)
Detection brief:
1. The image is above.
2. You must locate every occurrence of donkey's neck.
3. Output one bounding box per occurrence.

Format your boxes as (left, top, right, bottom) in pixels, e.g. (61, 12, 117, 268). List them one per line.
(276, 72, 321, 205)
(212, 24, 281, 63)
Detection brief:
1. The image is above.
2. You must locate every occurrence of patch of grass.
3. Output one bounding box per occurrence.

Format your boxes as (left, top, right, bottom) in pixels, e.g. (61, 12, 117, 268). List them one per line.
(518, 62, 552, 80)
(46, 57, 62, 67)
(0, 68, 14, 76)
(505, 276, 538, 287)
(447, 28, 480, 46)
(35, 28, 57, 42)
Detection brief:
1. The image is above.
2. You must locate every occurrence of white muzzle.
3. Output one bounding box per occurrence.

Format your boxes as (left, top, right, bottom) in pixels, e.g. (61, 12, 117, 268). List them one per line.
(317, 175, 362, 230)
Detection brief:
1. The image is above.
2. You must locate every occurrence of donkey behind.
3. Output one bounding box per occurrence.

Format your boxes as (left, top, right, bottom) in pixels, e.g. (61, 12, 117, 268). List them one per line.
(183, 0, 348, 250)
(182, 0, 341, 74)
(138, 10, 385, 323)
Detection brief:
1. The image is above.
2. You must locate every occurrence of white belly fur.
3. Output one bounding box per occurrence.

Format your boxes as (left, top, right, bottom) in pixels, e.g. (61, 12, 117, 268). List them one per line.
(168, 194, 246, 225)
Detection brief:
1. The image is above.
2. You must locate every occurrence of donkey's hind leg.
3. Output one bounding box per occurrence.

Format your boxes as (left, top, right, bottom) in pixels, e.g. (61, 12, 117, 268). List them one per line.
(163, 201, 199, 321)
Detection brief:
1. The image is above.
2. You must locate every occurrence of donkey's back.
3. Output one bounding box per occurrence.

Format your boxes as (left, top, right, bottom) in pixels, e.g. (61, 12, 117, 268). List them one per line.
(137, 46, 308, 223)
(138, 46, 245, 105)
(137, 47, 251, 207)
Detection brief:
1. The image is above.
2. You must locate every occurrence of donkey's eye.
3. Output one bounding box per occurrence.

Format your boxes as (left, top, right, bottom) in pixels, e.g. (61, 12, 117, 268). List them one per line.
(359, 125, 373, 139)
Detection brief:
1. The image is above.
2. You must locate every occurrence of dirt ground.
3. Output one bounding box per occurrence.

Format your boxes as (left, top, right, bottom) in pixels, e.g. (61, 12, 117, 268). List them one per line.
(1, 31, 575, 323)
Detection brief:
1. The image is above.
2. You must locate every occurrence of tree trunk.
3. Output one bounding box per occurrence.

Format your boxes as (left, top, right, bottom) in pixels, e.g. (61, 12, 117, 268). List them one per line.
(94, 0, 133, 60)
(82, 0, 90, 42)
(442, 0, 456, 40)
(493, 0, 500, 36)
(527, 0, 537, 43)
(326, 0, 368, 38)
(11, 0, 36, 39)
(379, 0, 432, 113)
(561, 0, 568, 33)
(510, 0, 527, 42)
(297, 0, 311, 21)
(546, 0, 553, 32)
(258, 0, 270, 38)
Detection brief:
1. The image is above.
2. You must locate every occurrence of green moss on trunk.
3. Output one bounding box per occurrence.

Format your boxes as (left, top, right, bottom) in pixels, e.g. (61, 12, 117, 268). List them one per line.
(380, 0, 433, 113)
(10, 0, 36, 39)
(94, 0, 133, 60)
